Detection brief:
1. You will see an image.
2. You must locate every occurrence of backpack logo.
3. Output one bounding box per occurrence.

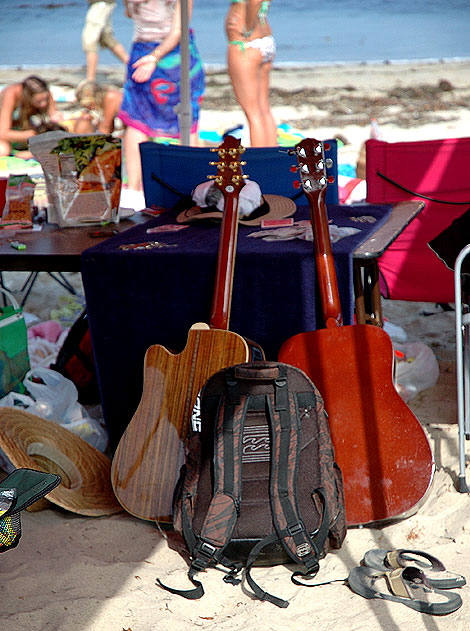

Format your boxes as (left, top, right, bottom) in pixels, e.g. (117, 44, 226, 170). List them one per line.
(296, 542, 312, 557)
(191, 393, 202, 432)
(242, 425, 270, 462)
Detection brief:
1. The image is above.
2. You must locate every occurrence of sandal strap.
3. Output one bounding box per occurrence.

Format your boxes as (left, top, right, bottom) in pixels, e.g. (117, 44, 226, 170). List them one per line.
(386, 567, 428, 599)
(386, 549, 446, 571)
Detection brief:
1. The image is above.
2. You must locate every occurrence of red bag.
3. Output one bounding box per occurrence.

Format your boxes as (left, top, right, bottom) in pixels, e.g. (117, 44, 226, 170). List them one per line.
(50, 310, 100, 404)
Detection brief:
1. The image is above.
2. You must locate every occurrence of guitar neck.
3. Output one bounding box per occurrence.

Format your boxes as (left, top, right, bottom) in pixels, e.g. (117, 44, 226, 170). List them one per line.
(308, 187, 343, 328)
(209, 191, 240, 330)
(297, 138, 343, 328)
(207, 136, 246, 331)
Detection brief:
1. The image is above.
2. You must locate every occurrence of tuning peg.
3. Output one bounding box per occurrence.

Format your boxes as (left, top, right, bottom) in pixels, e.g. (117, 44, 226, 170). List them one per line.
(290, 165, 298, 173)
(229, 160, 246, 170)
(325, 158, 333, 169)
(228, 147, 245, 157)
(293, 180, 301, 189)
(328, 176, 335, 184)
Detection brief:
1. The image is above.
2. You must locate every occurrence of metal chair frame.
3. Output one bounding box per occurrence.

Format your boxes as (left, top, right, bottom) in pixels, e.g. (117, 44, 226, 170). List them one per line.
(455, 243, 470, 492)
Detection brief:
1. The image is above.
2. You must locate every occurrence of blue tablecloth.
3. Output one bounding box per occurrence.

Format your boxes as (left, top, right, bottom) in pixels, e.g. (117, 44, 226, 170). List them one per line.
(81, 203, 391, 448)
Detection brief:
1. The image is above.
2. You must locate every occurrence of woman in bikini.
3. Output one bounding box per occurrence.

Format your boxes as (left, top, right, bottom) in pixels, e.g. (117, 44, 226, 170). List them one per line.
(226, 0, 277, 147)
(0, 75, 63, 159)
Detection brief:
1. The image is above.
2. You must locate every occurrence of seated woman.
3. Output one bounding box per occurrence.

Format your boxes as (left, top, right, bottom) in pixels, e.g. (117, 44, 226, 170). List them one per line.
(0, 75, 64, 159)
(73, 80, 123, 135)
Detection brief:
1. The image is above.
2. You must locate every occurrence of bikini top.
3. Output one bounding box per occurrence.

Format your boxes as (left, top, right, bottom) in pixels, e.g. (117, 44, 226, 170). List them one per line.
(230, 0, 271, 23)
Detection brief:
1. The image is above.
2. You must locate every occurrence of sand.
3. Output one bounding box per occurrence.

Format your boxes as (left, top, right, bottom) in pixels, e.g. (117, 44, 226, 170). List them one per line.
(1, 57, 469, 162)
(1, 60, 470, 630)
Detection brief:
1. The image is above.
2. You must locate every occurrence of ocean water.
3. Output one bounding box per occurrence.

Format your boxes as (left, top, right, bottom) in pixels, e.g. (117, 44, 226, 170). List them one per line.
(0, 0, 469, 68)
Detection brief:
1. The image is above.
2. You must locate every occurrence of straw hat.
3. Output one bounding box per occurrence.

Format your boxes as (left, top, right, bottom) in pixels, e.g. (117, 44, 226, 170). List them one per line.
(0, 408, 121, 517)
(176, 179, 297, 226)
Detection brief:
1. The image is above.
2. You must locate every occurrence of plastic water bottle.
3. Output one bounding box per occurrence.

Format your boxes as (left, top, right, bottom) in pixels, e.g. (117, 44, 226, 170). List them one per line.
(370, 118, 382, 140)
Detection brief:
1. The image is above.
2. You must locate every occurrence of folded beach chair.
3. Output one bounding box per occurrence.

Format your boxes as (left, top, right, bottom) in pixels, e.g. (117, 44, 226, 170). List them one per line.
(139, 141, 338, 210)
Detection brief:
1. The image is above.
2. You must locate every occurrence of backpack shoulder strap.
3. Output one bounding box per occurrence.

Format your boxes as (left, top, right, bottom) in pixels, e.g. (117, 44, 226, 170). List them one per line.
(160, 370, 246, 599)
(245, 365, 331, 606)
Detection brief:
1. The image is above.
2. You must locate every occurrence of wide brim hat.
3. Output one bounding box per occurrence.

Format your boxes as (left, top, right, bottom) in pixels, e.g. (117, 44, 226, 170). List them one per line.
(0, 408, 121, 517)
(176, 179, 297, 226)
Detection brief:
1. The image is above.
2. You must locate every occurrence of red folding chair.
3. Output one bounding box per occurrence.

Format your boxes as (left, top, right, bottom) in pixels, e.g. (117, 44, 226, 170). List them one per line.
(366, 137, 470, 303)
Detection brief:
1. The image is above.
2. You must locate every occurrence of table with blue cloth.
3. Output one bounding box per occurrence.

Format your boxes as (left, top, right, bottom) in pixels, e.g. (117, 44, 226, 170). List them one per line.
(81, 203, 392, 448)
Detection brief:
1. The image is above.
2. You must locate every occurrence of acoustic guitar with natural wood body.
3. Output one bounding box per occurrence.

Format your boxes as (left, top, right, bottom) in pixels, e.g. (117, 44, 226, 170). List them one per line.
(111, 136, 262, 523)
(278, 138, 434, 526)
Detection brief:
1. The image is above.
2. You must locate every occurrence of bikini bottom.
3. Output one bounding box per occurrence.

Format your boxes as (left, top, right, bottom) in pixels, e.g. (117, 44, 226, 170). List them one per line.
(230, 35, 276, 63)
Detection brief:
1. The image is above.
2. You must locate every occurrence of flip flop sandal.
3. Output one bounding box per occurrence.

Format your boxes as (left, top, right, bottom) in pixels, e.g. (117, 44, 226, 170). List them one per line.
(348, 566, 463, 616)
(362, 548, 466, 590)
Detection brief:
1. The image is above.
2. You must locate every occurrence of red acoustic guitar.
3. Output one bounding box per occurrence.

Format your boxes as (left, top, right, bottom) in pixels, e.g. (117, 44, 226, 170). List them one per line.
(278, 138, 434, 526)
(111, 136, 262, 523)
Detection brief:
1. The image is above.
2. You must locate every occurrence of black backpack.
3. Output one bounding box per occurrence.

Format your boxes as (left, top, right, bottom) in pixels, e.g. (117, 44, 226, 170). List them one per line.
(159, 361, 346, 608)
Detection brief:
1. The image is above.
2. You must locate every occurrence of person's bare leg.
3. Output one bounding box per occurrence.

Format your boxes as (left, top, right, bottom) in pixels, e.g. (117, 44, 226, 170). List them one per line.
(190, 131, 200, 146)
(0, 140, 11, 157)
(13, 150, 33, 159)
(73, 113, 95, 134)
(111, 43, 129, 65)
(124, 126, 148, 192)
(228, 46, 275, 147)
(258, 61, 278, 145)
(86, 51, 99, 82)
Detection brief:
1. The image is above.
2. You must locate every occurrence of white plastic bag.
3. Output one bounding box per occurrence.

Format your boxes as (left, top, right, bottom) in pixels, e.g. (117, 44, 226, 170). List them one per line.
(394, 341, 440, 402)
(17, 366, 109, 452)
(24, 365, 78, 420)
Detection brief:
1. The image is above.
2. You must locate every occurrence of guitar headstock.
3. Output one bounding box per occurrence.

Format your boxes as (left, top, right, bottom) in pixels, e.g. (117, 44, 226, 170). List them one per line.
(293, 138, 333, 202)
(209, 135, 247, 197)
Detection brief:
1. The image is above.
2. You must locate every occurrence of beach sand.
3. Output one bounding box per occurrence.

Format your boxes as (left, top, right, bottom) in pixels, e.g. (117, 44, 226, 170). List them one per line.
(1, 60, 470, 630)
(1, 57, 469, 162)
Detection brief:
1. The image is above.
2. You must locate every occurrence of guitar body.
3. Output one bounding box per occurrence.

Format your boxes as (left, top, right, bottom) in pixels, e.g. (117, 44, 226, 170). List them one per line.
(112, 323, 252, 522)
(279, 137, 434, 526)
(279, 324, 434, 526)
(112, 135, 263, 523)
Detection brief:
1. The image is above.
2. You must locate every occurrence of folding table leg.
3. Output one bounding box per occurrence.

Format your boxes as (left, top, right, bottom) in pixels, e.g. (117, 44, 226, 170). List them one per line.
(10, 271, 78, 307)
(353, 260, 383, 327)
